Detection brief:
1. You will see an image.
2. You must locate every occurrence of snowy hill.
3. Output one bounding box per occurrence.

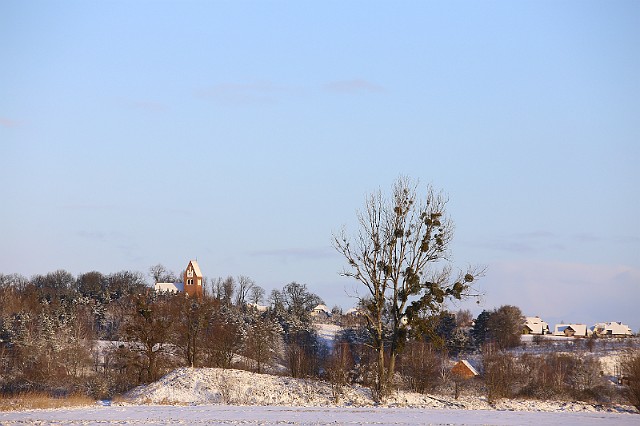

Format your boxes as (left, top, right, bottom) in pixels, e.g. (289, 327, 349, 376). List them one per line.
(124, 367, 638, 414)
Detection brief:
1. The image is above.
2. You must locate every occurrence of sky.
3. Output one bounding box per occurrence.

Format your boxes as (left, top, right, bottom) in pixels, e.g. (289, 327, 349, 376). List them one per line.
(1, 1, 639, 332)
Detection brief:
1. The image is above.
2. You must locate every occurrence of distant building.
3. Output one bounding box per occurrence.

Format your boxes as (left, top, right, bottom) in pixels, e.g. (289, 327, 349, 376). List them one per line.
(154, 260, 203, 298)
(311, 304, 332, 318)
(344, 307, 361, 317)
(451, 360, 479, 380)
(523, 316, 550, 335)
(591, 322, 633, 337)
(553, 323, 592, 337)
(154, 282, 184, 293)
(247, 302, 268, 312)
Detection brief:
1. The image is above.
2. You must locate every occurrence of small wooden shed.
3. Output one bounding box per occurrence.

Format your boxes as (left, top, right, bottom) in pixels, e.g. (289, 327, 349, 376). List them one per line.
(451, 360, 479, 380)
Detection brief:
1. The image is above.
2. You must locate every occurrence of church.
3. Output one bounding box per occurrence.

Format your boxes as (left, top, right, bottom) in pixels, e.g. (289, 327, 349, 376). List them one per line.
(154, 260, 203, 298)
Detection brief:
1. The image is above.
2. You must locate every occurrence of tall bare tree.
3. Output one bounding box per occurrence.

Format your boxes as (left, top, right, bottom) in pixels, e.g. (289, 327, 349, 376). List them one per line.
(333, 177, 480, 399)
(235, 276, 255, 307)
(249, 285, 265, 305)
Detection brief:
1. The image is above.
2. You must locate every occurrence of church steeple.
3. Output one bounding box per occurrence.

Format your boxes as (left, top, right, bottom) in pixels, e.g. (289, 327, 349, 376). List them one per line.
(183, 260, 203, 298)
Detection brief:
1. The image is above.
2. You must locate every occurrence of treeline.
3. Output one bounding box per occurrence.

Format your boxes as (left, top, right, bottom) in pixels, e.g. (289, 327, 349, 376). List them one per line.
(0, 270, 324, 398)
(1, 271, 638, 409)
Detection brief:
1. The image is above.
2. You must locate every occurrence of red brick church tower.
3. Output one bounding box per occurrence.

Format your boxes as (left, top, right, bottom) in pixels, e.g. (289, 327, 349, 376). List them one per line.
(183, 260, 203, 298)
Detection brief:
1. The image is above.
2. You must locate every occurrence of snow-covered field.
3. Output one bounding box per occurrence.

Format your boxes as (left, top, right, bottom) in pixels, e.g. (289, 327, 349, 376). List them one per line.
(1, 404, 637, 425)
(3, 366, 637, 425)
(3, 333, 638, 425)
(121, 367, 637, 415)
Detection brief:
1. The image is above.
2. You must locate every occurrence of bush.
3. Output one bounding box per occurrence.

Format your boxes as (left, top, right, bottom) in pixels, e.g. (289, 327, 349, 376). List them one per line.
(482, 346, 521, 403)
(324, 342, 354, 403)
(399, 341, 443, 394)
(620, 349, 640, 410)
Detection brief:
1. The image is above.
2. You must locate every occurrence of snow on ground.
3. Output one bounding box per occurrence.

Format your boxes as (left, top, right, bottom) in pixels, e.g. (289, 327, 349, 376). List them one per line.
(122, 367, 638, 415)
(315, 323, 342, 351)
(1, 404, 638, 425)
(1, 367, 638, 425)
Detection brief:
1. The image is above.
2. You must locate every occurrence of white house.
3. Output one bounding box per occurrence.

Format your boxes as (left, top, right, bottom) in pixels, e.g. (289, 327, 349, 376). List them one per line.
(154, 282, 184, 293)
(523, 316, 550, 335)
(553, 323, 592, 337)
(592, 322, 633, 337)
(247, 302, 268, 313)
(311, 304, 332, 318)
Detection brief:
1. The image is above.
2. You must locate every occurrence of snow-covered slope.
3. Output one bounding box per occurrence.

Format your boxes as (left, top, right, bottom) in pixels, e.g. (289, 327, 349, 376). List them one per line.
(124, 367, 638, 415)
(315, 323, 342, 351)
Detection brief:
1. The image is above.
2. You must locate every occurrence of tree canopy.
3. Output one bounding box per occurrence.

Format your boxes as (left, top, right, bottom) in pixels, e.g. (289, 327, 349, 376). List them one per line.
(333, 176, 481, 399)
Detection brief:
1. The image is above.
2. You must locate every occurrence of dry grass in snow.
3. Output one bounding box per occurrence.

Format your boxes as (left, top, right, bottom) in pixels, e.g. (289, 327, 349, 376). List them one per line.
(0, 392, 95, 412)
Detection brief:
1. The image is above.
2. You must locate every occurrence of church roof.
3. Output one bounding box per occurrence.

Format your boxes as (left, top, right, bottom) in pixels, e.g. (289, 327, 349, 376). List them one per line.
(155, 282, 184, 293)
(188, 260, 202, 277)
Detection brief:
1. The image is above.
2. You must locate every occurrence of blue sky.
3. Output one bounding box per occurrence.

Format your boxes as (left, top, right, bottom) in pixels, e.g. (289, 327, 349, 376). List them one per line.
(1, 1, 639, 332)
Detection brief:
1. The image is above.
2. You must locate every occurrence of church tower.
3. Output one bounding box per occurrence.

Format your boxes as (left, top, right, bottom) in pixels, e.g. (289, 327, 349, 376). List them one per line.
(183, 260, 203, 298)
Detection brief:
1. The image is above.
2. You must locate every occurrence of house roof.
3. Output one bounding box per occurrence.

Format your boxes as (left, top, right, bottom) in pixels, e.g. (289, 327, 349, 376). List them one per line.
(451, 360, 479, 379)
(594, 322, 633, 335)
(155, 282, 184, 293)
(606, 322, 632, 335)
(554, 323, 590, 336)
(460, 360, 479, 376)
(524, 317, 549, 334)
(312, 304, 330, 313)
(525, 323, 545, 334)
(188, 260, 202, 277)
(247, 303, 268, 312)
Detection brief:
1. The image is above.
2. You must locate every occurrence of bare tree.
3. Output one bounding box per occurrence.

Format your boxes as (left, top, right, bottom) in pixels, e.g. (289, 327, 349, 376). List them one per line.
(148, 264, 176, 284)
(482, 344, 520, 403)
(249, 285, 265, 305)
(210, 277, 224, 301)
(399, 340, 442, 394)
(620, 349, 640, 410)
(333, 177, 481, 399)
(324, 341, 354, 403)
(222, 276, 236, 307)
(455, 309, 474, 328)
(172, 295, 212, 367)
(280, 282, 324, 324)
(122, 295, 173, 383)
(235, 276, 255, 307)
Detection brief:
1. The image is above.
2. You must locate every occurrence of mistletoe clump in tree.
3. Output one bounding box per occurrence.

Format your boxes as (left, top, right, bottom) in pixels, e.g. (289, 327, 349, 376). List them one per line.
(333, 176, 481, 400)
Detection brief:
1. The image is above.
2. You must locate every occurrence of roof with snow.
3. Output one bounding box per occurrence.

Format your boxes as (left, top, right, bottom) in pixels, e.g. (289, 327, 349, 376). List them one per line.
(247, 303, 268, 312)
(593, 322, 633, 336)
(155, 282, 184, 293)
(451, 360, 479, 379)
(187, 260, 202, 277)
(524, 316, 549, 334)
(554, 323, 591, 337)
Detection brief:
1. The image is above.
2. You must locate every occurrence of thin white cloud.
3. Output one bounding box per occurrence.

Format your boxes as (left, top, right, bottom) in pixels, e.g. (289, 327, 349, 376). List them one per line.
(323, 79, 385, 94)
